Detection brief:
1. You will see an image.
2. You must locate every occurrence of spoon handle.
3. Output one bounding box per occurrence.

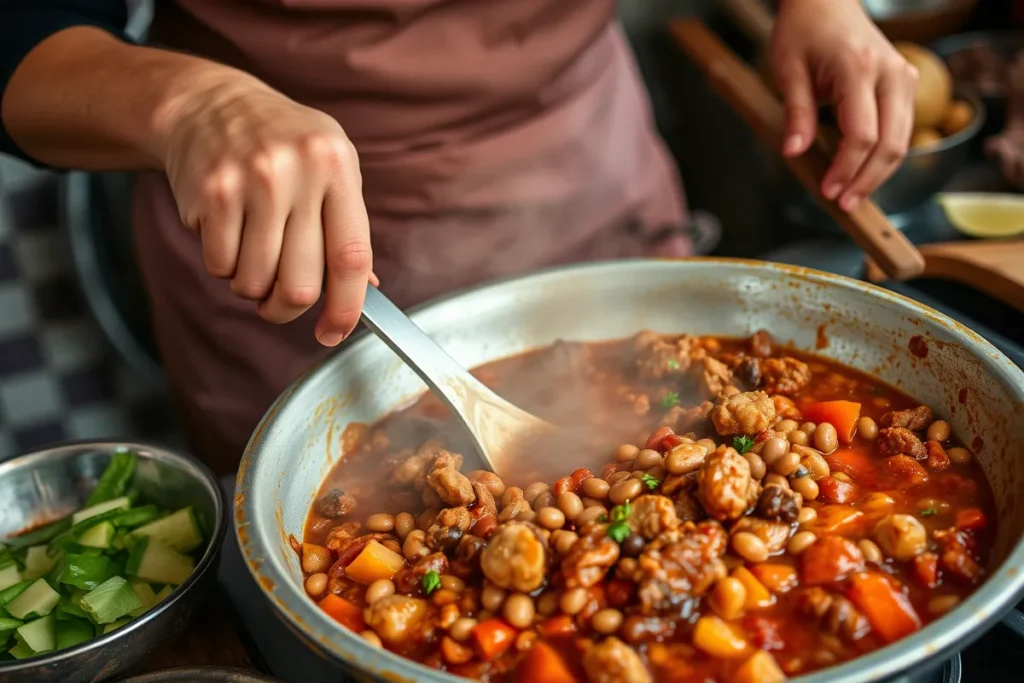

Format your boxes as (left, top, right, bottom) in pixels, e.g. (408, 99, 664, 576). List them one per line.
(360, 286, 491, 457)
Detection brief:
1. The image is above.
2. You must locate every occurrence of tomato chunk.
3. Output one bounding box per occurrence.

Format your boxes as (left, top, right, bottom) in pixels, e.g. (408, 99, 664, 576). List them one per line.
(804, 400, 861, 443)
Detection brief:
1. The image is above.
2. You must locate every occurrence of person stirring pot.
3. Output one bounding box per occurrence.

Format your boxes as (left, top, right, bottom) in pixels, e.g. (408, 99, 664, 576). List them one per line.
(0, 0, 917, 474)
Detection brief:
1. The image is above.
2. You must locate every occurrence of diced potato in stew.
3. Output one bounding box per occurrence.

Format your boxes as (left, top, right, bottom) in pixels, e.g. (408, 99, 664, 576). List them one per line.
(298, 331, 996, 683)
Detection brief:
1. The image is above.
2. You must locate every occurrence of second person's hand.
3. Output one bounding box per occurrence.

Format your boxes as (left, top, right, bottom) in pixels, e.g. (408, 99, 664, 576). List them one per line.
(771, 0, 918, 212)
(155, 68, 374, 347)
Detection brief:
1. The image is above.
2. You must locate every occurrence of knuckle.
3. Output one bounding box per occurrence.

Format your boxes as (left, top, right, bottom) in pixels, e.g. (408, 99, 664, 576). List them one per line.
(847, 129, 878, 150)
(281, 285, 320, 308)
(327, 241, 372, 274)
(231, 278, 272, 301)
(204, 254, 235, 279)
(852, 46, 877, 71)
(881, 139, 908, 163)
(199, 164, 241, 203)
(248, 147, 294, 187)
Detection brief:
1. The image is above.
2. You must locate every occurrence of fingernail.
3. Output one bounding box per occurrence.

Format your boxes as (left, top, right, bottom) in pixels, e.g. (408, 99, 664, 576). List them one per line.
(783, 134, 803, 156)
(317, 331, 344, 347)
(824, 183, 842, 200)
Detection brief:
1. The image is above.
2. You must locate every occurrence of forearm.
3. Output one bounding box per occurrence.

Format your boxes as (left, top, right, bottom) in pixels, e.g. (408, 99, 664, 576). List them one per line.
(1, 25, 247, 171)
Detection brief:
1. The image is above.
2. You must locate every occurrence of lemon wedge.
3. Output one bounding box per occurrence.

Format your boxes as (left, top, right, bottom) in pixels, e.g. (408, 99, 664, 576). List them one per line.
(937, 192, 1024, 238)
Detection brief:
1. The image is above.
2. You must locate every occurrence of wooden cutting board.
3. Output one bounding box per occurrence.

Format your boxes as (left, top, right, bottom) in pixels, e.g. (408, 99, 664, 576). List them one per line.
(864, 239, 1024, 312)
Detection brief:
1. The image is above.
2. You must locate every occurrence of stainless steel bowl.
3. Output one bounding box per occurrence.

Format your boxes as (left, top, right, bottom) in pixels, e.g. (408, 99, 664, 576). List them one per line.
(118, 667, 280, 682)
(237, 259, 1024, 683)
(0, 441, 227, 683)
(863, 0, 978, 43)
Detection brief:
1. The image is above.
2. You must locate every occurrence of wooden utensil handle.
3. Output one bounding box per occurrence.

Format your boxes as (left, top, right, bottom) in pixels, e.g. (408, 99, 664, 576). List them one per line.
(670, 19, 925, 281)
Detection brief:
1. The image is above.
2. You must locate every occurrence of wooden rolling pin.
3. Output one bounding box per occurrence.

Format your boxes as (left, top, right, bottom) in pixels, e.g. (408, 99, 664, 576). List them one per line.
(669, 18, 925, 281)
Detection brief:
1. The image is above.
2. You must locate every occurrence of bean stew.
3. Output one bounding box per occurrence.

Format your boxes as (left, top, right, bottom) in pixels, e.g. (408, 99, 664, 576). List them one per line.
(298, 331, 994, 683)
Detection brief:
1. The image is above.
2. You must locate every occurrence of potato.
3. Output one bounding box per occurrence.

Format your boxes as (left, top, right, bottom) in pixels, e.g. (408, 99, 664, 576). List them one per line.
(896, 42, 953, 130)
(941, 100, 974, 136)
(911, 128, 943, 149)
(344, 540, 406, 585)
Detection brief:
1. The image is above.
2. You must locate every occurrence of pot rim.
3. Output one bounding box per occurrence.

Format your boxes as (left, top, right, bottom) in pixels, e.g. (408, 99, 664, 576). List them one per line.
(0, 438, 228, 675)
(237, 257, 1024, 683)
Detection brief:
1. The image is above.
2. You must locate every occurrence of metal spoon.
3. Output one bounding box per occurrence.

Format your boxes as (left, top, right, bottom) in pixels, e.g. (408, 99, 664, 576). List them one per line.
(360, 285, 555, 478)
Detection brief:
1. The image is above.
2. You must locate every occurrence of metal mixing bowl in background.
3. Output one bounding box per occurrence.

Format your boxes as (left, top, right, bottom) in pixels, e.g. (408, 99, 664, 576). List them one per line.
(237, 259, 1024, 683)
(0, 441, 227, 683)
(864, 0, 978, 43)
(118, 667, 280, 683)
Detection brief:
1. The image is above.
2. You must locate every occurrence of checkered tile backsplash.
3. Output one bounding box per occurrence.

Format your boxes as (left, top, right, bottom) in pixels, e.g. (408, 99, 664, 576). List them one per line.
(0, 158, 180, 459)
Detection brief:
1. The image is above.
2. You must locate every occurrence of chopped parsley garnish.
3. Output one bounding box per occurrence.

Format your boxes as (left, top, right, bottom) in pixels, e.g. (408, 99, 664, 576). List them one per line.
(659, 392, 680, 409)
(607, 500, 633, 543)
(422, 569, 441, 595)
(920, 507, 938, 517)
(666, 359, 680, 370)
(733, 435, 754, 454)
(641, 472, 661, 490)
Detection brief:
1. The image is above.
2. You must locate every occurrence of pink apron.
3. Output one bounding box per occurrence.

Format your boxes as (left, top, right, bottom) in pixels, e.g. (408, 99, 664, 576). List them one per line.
(136, 0, 688, 473)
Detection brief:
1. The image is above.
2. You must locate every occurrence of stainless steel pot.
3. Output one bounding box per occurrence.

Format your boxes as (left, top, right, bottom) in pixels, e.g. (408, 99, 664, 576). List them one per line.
(236, 259, 1024, 683)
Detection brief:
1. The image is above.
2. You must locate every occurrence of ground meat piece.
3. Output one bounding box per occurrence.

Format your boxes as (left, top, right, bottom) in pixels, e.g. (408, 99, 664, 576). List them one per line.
(877, 428, 927, 460)
(665, 403, 712, 435)
(433, 450, 464, 471)
(759, 358, 812, 395)
(394, 552, 449, 594)
(734, 357, 761, 391)
(772, 395, 802, 420)
(322, 522, 361, 553)
(730, 517, 792, 554)
(628, 495, 680, 541)
(480, 522, 548, 592)
(673, 491, 704, 522)
(697, 357, 733, 398)
(934, 529, 983, 583)
(363, 595, 432, 647)
(696, 446, 760, 521)
(426, 507, 472, 553)
(749, 330, 774, 358)
(796, 587, 870, 642)
(389, 440, 444, 487)
(316, 489, 357, 519)
(427, 462, 476, 507)
(634, 331, 701, 380)
(755, 485, 802, 523)
(450, 535, 486, 579)
(562, 526, 621, 589)
(582, 637, 652, 683)
(633, 521, 727, 613)
(710, 391, 776, 436)
(498, 488, 531, 522)
(880, 405, 933, 431)
(881, 455, 930, 487)
(472, 483, 498, 517)
(924, 441, 952, 472)
(800, 536, 864, 586)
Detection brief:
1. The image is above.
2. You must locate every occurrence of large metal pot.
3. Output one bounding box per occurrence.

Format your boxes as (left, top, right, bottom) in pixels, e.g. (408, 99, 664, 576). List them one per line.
(236, 259, 1024, 683)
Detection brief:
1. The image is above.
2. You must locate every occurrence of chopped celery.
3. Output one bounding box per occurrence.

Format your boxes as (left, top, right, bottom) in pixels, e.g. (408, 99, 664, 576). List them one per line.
(15, 613, 55, 653)
(23, 546, 56, 581)
(110, 506, 162, 530)
(80, 577, 141, 624)
(125, 537, 194, 586)
(55, 617, 94, 650)
(8, 641, 33, 659)
(71, 498, 130, 526)
(55, 595, 90, 621)
(77, 522, 115, 550)
(0, 581, 31, 612)
(129, 581, 157, 618)
(84, 450, 137, 507)
(102, 618, 130, 635)
(0, 565, 21, 592)
(6, 579, 59, 620)
(58, 554, 121, 592)
(131, 508, 203, 553)
(0, 617, 23, 632)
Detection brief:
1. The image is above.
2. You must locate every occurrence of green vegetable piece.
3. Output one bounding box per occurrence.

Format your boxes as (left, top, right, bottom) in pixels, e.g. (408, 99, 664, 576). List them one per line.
(103, 618, 131, 635)
(84, 450, 138, 508)
(71, 497, 131, 527)
(110, 505, 162, 530)
(59, 554, 121, 592)
(129, 581, 158, 618)
(125, 537, 194, 586)
(606, 500, 633, 543)
(666, 359, 680, 370)
(6, 579, 60, 620)
(659, 392, 680, 410)
(733, 435, 754, 454)
(55, 617, 94, 650)
(80, 577, 142, 625)
(8, 641, 34, 659)
(421, 570, 441, 596)
(23, 546, 56, 581)
(0, 546, 16, 571)
(130, 508, 204, 553)
(920, 507, 938, 517)
(0, 618, 23, 633)
(55, 595, 90, 621)
(154, 585, 174, 603)
(0, 581, 32, 612)
(15, 613, 55, 653)
(3, 518, 72, 551)
(78, 522, 116, 550)
(0, 565, 21, 593)
(640, 472, 660, 490)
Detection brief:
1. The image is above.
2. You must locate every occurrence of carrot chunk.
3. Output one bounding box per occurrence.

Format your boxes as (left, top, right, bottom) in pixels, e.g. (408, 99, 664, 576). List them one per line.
(955, 507, 987, 531)
(471, 619, 518, 661)
(804, 400, 861, 443)
(515, 641, 579, 683)
(847, 571, 921, 644)
(318, 594, 365, 632)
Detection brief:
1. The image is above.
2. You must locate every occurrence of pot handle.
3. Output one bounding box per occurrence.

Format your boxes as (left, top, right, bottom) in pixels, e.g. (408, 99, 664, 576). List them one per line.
(669, 19, 925, 281)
